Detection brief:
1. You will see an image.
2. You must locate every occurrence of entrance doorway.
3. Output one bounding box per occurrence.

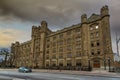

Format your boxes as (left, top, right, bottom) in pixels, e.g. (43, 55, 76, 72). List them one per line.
(93, 60, 100, 68)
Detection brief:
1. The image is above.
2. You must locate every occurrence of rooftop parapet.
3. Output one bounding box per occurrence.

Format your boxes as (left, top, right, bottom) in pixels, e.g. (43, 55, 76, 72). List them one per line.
(100, 5, 109, 16)
(81, 14, 87, 23)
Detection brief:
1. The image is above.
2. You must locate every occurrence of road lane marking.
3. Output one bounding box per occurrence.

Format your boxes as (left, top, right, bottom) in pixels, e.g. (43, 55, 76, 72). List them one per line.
(13, 78, 25, 80)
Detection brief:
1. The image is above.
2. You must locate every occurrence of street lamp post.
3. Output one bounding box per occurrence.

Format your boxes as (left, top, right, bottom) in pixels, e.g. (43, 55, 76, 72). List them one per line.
(50, 59, 52, 70)
(64, 57, 66, 70)
(116, 33, 120, 56)
(108, 57, 111, 72)
(88, 59, 91, 71)
(104, 59, 106, 70)
(72, 56, 75, 70)
(57, 58, 59, 70)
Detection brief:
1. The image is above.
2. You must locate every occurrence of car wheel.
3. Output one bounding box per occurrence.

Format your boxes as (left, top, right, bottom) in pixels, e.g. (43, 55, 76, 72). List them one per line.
(23, 70, 26, 73)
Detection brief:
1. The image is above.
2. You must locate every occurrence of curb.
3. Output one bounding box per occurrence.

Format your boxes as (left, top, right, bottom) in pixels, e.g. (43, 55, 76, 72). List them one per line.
(33, 70, 120, 78)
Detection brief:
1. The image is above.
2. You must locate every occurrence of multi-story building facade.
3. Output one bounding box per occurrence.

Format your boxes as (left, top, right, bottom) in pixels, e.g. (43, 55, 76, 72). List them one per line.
(11, 5, 114, 70)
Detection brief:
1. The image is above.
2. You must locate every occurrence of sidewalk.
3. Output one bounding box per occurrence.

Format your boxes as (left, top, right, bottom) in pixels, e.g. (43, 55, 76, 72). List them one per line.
(33, 69, 120, 78)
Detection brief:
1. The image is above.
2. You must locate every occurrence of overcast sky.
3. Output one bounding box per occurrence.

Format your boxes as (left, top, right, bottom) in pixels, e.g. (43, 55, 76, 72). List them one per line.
(0, 0, 120, 53)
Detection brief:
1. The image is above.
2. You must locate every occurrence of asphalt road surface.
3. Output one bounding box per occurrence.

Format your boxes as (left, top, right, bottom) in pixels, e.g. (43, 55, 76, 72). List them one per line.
(0, 70, 119, 80)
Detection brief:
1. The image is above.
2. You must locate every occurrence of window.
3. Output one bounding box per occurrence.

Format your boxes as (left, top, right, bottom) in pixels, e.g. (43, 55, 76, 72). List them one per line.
(91, 49, 94, 55)
(67, 45, 72, 51)
(47, 39, 50, 42)
(47, 45, 49, 48)
(46, 50, 49, 54)
(91, 43, 94, 47)
(67, 31, 71, 35)
(97, 41, 100, 46)
(59, 53, 63, 59)
(91, 52, 94, 55)
(96, 25, 99, 29)
(52, 48, 56, 53)
(46, 55, 49, 59)
(53, 42, 56, 47)
(59, 47, 63, 52)
(67, 60, 72, 66)
(46, 63, 49, 67)
(59, 63, 63, 66)
(76, 51, 81, 57)
(59, 40, 63, 45)
(90, 27, 93, 30)
(52, 55, 56, 59)
(76, 59, 81, 66)
(90, 33, 94, 38)
(97, 51, 100, 55)
(53, 36, 56, 40)
(52, 61, 56, 67)
(96, 32, 99, 37)
(76, 44, 81, 50)
(76, 36, 81, 41)
(67, 52, 72, 58)
(59, 34, 63, 38)
(67, 38, 71, 44)
(75, 28, 81, 34)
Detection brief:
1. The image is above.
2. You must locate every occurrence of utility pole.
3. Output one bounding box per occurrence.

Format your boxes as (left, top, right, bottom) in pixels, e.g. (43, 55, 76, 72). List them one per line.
(116, 33, 120, 56)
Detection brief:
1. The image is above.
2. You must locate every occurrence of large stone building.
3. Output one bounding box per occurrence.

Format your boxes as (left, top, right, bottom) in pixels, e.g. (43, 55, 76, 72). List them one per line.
(11, 5, 114, 70)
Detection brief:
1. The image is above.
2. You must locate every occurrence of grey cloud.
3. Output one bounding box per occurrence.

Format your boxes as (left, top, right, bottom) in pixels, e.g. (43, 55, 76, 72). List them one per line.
(0, 0, 108, 28)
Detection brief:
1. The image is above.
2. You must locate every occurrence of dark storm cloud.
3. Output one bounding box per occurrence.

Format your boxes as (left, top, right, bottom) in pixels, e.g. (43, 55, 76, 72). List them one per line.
(0, 0, 109, 28)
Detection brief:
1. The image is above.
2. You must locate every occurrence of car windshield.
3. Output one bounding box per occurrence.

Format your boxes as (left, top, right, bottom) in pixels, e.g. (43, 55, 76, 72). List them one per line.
(20, 67, 27, 69)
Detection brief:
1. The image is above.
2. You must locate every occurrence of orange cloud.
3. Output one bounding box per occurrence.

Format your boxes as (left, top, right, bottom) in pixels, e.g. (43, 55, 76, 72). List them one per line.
(0, 28, 25, 47)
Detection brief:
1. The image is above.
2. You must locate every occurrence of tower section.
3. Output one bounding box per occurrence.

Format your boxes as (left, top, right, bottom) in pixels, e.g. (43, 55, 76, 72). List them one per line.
(100, 5, 114, 67)
(39, 21, 48, 68)
(81, 14, 89, 66)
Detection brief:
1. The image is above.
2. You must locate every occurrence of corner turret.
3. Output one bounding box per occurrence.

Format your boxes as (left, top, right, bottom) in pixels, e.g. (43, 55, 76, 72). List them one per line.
(100, 5, 109, 16)
(41, 21, 48, 32)
(81, 14, 87, 23)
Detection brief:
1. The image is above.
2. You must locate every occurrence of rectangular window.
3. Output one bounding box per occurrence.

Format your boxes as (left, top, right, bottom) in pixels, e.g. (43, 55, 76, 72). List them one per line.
(52, 55, 56, 59)
(67, 60, 72, 66)
(47, 45, 49, 48)
(90, 33, 94, 38)
(46, 50, 49, 54)
(96, 32, 99, 37)
(59, 53, 63, 59)
(47, 38, 50, 42)
(91, 49, 94, 55)
(67, 38, 71, 44)
(53, 36, 56, 40)
(52, 48, 56, 53)
(66, 31, 71, 35)
(91, 42, 94, 47)
(46, 55, 49, 59)
(67, 52, 72, 58)
(90, 27, 93, 30)
(95, 25, 99, 29)
(58, 40, 63, 45)
(53, 42, 56, 47)
(76, 44, 81, 50)
(76, 51, 81, 57)
(76, 37, 81, 41)
(75, 28, 81, 33)
(97, 41, 100, 46)
(67, 45, 72, 51)
(52, 61, 56, 67)
(59, 47, 63, 52)
(59, 34, 63, 38)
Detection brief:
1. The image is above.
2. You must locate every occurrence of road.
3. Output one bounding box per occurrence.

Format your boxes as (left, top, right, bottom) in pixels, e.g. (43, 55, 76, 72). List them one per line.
(0, 69, 119, 80)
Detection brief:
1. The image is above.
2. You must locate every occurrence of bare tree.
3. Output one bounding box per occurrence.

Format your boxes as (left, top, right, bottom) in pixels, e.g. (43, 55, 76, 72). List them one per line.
(0, 48, 10, 67)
